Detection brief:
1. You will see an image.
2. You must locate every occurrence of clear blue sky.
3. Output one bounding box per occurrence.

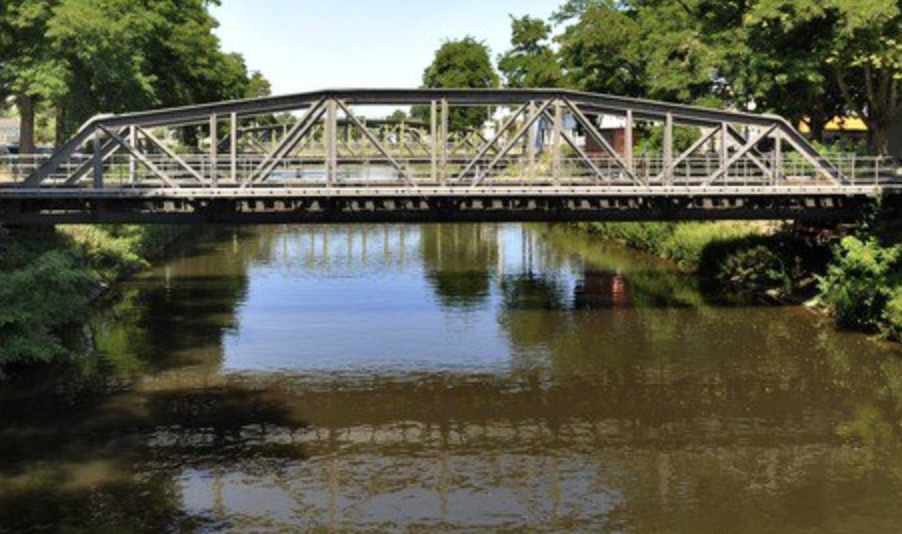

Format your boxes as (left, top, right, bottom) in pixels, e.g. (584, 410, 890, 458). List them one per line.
(211, 0, 561, 95)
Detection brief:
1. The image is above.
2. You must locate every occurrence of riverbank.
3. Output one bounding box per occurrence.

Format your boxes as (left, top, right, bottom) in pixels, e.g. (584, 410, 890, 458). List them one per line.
(575, 219, 902, 341)
(0, 225, 187, 374)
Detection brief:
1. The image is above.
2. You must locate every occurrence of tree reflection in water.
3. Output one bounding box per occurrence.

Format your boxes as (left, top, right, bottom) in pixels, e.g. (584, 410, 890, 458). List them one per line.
(1, 225, 902, 533)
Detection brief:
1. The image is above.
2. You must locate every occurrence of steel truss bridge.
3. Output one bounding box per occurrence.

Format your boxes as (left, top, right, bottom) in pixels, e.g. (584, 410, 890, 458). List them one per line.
(0, 89, 898, 225)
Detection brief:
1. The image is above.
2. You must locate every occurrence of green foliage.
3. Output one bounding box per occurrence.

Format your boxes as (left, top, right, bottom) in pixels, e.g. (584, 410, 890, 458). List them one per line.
(556, 1, 646, 97)
(0, 225, 184, 374)
(0, 251, 96, 369)
(710, 245, 790, 290)
(663, 223, 766, 268)
(0, 0, 270, 146)
(698, 234, 824, 293)
(639, 125, 703, 155)
(819, 237, 902, 331)
(548, 0, 902, 153)
(498, 16, 562, 88)
(882, 286, 902, 340)
(579, 221, 821, 296)
(418, 37, 499, 131)
(580, 222, 766, 269)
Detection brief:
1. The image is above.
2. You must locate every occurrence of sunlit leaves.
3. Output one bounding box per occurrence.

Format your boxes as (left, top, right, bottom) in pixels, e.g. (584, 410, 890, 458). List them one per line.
(498, 16, 563, 88)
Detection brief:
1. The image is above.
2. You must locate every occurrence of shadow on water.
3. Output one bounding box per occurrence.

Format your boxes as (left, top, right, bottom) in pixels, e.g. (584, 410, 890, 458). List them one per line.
(3, 224, 902, 532)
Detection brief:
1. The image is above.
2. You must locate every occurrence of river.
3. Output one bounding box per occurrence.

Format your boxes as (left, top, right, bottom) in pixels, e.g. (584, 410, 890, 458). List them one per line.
(2, 224, 902, 533)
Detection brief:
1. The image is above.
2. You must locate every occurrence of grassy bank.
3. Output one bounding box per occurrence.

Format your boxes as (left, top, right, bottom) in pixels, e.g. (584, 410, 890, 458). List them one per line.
(578, 222, 829, 298)
(0, 225, 184, 374)
(578, 216, 902, 342)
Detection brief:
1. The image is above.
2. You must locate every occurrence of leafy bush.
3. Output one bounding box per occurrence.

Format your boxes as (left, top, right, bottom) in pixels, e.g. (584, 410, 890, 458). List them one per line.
(708, 244, 789, 291)
(0, 225, 185, 374)
(580, 222, 827, 297)
(0, 251, 96, 369)
(581, 222, 766, 269)
(818, 237, 901, 331)
(882, 286, 902, 341)
(62, 226, 146, 282)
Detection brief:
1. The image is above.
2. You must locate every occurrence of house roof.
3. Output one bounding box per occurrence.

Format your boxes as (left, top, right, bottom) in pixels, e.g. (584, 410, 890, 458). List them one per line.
(799, 117, 867, 134)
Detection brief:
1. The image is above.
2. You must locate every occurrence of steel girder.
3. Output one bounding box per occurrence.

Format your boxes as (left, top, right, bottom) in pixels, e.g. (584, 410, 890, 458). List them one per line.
(19, 88, 851, 192)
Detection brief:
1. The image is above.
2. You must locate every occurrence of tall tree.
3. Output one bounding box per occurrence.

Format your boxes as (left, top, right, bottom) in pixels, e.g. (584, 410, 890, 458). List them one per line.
(825, 0, 902, 154)
(420, 37, 499, 131)
(743, 0, 847, 141)
(0, 0, 66, 153)
(498, 16, 562, 88)
(556, 1, 647, 97)
(47, 0, 160, 141)
(553, 0, 902, 153)
(0, 0, 269, 146)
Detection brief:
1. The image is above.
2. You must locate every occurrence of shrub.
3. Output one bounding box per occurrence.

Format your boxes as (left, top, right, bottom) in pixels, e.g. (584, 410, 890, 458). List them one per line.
(0, 225, 185, 374)
(709, 244, 790, 291)
(0, 251, 97, 369)
(882, 286, 902, 341)
(818, 237, 901, 331)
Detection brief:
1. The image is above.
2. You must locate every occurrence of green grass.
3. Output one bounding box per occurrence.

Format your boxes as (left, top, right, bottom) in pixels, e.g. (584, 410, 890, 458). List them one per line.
(577, 221, 828, 297)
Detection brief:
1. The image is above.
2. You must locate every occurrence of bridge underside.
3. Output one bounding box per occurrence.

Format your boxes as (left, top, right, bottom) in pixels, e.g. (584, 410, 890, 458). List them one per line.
(0, 88, 896, 225)
(0, 190, 877, 225)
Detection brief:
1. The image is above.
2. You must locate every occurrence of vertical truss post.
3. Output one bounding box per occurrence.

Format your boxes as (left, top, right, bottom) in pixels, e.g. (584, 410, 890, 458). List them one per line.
(664, 113, 674, 185)
(720, 123, 729, 182)
(430, 100, 438, 183)
(128, 126, 137, 185)
(774, 132, 783, 185)
(625, 110, 634, 175)
(440, 98, 449, 184)
(210, 114, 218, 187)
(93, 130, 104, 189)
(527, 102, 537, 181)
(552, 100, 563, 185)
(326, 99, 338, 187)
(230, 113, 238, 183)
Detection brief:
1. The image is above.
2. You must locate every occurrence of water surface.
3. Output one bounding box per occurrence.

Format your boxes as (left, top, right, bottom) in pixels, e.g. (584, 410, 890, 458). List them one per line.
(2, 224, 902, 533)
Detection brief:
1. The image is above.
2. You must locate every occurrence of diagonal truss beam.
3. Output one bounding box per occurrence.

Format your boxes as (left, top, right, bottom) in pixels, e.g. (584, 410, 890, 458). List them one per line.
(246, 99, 326, 186)
(99, 126, 181, 188)
(62, 132, 126, 186)
(470, 100, 554, 187)
(539, 109, 606, 184)
(454, 104, 530, 183)
(563, 99, 639, 185)
(725, 126, 774, 179)
(705, 125, 777, 186)
(138, 127, 210, 185)
(653, 126, 722, 183)
(336, 101, 417, 188)
(777, 125, 845, 184)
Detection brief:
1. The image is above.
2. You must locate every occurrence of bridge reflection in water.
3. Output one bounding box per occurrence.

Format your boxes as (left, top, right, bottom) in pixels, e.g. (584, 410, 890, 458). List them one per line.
(2, 225, 902, 533)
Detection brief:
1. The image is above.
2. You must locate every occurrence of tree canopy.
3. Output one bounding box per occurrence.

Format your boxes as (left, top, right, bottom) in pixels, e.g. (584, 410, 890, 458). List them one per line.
(492, 0, 902, 154)
(498, 16, 562, 89)
(419, 37, 499, 131)
(0, 0, 269, 152)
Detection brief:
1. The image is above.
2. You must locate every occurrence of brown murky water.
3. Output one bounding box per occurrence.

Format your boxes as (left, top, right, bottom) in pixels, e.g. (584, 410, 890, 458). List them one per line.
(2, 224, 902, 533)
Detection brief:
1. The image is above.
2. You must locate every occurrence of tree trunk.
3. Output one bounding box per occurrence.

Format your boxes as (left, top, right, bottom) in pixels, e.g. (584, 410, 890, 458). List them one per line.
(809, 120, 826, 145)
(808, 106, 830, 145)
(17, 94, 35, 155)
(54, 101, 67, 149)
(867, 117, 891, 156)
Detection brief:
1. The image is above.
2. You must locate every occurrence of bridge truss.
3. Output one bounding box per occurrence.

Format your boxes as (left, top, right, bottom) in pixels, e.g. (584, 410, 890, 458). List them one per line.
(0, 89, 897, 224)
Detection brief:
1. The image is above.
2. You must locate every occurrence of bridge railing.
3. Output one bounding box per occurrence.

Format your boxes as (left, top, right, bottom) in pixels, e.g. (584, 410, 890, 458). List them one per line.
(2, 153, 900, 190)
